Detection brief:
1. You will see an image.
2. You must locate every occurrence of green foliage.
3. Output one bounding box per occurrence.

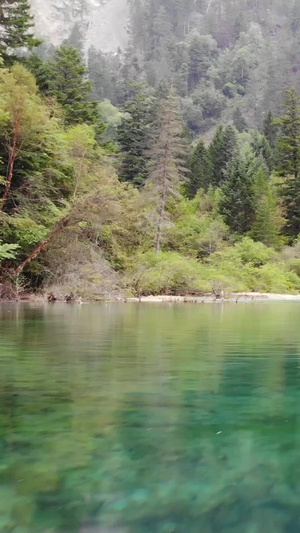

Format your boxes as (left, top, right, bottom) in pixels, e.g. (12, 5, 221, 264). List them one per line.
(276, 88, 300, 179)
(263, 111, 278, 149)
(251, 169, 281, 247)
(117, 87, 156, 185)
(0, 241, 19, 261)
(128, 251, 211, 295)
(250, 132, 274, 173)
(0, 0, 41, 63)
(0, 63, 74, 215)
(48, 46, 98, 126)
(84, 0, 300, 139)
(3, 4, 300, 297)
(146, 92, 188, 253)
(186, 139, 212, 197)
(276, 89, 300, 238)
(165, 195, 228, 258)
(209, 125, 237, 187)
(219, 146, 259, 234)
(233, 107, 248, 132)
(207, 237, 300, 293)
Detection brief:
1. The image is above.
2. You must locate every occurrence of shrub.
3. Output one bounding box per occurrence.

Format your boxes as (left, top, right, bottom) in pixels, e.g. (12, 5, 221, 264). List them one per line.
(127, 251, 211, 295)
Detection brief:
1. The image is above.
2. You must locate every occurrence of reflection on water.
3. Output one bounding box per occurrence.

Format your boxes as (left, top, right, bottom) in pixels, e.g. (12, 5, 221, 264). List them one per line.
(1, 302, 300, 532)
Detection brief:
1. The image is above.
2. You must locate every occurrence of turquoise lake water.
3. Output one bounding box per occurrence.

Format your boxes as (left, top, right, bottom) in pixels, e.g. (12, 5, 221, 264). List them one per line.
(1, 302, 300, 532)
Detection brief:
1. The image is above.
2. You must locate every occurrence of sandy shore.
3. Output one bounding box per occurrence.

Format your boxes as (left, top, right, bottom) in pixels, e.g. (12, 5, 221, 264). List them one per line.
(125, 293, 300, 303)
(2, 292, 300, 304)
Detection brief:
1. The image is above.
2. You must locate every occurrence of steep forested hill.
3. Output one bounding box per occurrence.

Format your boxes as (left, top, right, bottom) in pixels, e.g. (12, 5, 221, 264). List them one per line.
(3, 0, 300, 300)
(85, 0, 300, 134)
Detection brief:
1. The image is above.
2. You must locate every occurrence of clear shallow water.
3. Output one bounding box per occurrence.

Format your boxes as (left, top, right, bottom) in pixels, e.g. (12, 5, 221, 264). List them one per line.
(1, 303, 300, 532)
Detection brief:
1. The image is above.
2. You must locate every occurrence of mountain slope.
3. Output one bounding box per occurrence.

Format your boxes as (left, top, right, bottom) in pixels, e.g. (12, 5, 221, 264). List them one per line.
(30, 0, 130, 52)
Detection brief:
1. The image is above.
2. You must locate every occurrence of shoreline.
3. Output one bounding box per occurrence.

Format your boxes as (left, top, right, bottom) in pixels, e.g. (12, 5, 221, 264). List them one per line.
(2, 292, 300, 304)
(125, 293, 300, 303)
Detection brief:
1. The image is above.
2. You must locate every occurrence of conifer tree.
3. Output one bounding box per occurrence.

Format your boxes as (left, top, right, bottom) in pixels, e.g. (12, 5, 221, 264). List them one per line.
(49, 46, 97, 126)
(0, 0, 41, 62)
(251, 168, 280, 247)
(277, 88, 300, 179)
(26, 54, 51, 94)
(188, 32, 211, 91)
(277, 88, 300, 238)
(209, 125, 224, 187)
(250, 132, 274, 173)
(221, 124, 238, 173)
(186, 139, 212, 197)
(87, 47, 114, 101)
(219, 147, 259, 234)
(117, 88, 156, 185)
(152, 6, 173, 60)
(282, 174, 300, 238)
(263, 110, 278, 149)
(147, 92, 187, 253)
(233, 107, 248, 132)
(209, 125, 237, 187)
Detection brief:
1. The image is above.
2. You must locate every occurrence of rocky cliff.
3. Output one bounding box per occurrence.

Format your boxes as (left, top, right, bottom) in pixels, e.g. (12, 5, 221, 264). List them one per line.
(30, 0, 130, 53)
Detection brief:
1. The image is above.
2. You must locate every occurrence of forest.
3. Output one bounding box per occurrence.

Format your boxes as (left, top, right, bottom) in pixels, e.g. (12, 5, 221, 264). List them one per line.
(2, 0, 300, 298)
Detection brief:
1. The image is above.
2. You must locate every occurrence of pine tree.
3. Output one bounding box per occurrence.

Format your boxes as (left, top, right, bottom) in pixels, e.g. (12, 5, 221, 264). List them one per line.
(26, 54, 52, 94)
(221, 125, 238, 175)
(209, 125, 224, 187)
(209, 125, 237, 187)
(251, 168, 280, 247)
(49, 46, 98, 126)
(152, 6, 173, 61)
(250, 132, 274, 173)
(277, 88, 300, 179)
(276, 88, 300, 238)
(63, 22, 84, 52)
(263, 111, 278, 149)
(186, 139, 212, 197)
(188, 32, 211, 91)
(117, 87, 156, 186)
(282, 174, 300, 238)
(147, 92, 187, 253)
(88, 47, 114, 101)
(233, 107, 248, 132)
(0, 0, 41, 62)
(219, 147, 259, 234)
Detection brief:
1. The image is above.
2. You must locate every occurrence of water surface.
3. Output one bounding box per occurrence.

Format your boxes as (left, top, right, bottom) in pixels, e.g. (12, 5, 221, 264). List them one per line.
(1, 302, 300, 532)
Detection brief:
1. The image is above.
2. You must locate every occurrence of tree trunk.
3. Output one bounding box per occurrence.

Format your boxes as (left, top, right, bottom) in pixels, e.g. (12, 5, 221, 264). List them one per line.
(156, 193, 166, 254)
(155, 142, 169, 255)
(1, 134, 19, 211)
(15, 215, 71, 275)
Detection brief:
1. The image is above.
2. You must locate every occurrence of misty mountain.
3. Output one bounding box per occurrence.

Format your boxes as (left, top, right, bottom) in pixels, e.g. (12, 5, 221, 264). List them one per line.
(30, 0, 130, 52)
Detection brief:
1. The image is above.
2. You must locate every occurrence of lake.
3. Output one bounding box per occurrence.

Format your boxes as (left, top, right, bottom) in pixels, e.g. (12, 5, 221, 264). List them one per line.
(1, 302, 300, 532)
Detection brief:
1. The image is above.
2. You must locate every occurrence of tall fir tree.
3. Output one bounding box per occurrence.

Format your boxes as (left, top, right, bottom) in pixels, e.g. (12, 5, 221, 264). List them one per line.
(277, 88, 300, 179)
(219, 147, 259, 234)
(117, 87, 156, 186)
(186, 139, 212, 197)
(250, 132, 274, 173)
(0, 0, 41, 62)
(188, 32, 211, 91)
(48, 46, 98, 126)
(209, 125, 224, 187)
(209, 125, 237, 187)
(263, 110, 278, 149)
(232, 107, 248, 132)
(277, 88, 300, 238)
(147, 92, 187, 253)
(251, 168, 280, 247)
(221, 125, 238, 175)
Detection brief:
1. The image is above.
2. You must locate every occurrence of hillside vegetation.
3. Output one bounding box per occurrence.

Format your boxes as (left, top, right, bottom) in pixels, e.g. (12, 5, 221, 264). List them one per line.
(2, 0, 300, 299)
